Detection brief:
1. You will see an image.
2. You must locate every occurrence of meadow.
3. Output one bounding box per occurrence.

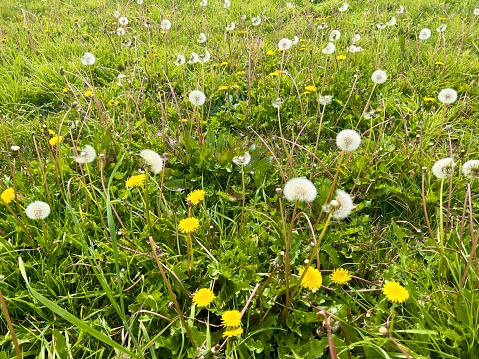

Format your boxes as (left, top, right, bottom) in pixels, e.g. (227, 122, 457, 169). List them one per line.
(1, 0, 479, 357)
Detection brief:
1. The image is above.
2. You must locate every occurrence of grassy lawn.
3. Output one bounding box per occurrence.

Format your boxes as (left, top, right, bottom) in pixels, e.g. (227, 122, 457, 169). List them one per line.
(1, 0, 479, 358)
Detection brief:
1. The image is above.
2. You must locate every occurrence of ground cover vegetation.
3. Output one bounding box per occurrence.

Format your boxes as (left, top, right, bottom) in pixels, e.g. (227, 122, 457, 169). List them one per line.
(1, 0, 479, 357)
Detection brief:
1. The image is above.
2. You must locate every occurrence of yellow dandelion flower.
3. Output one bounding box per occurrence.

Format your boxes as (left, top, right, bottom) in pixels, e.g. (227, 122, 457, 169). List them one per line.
(303, 91, 311, 95)
(223, 327, 243, 337)
(304, 85, 316, 92)
(48, 129, 55, 135)
(336, 55, 347, 60)
(220, 62, 229, 66)
(180, 118, 188, 123)
(219, 85, 229, 91)
(330, 268, 352, 285)
(178, 217, 200, 234)
(1, 188, 15, 204)
(298, 266, 322, 291)
(439, 17, 447, 21)
(266, 50, 275, 56)
(237, 30, 248, 35)
(192, 288, 215, 307)
(382, 281, 409, 303)
(236, 71, 246, 75)
(269, 71, 280, 77)
(221, 310, 242, 327)
(187, 189, 205, 205)
(63, 87, 70, 93)
(49, 136, 63, 146)
(435, 61, 445, 66)
(424, 97, 435, 103)
(84, 90, 93, 97)
(125, 174, 146, 188)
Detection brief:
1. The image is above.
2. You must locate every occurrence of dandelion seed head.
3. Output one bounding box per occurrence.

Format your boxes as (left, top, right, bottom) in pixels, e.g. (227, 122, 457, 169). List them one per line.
(432, 157, 455, 179)
(175, 54, 186, 66)
(418, 28, 431, 40)
(371, 69, 387, 84)
(338, 3, 349, 12)
(331, 189, 354, 220)
(118, 16, 129, 26)
(25, 201, 51, 220)
(116, 27, 126, 36)
(272, 97, 283, 108)
(283, 177, 317, 203)
(322, 42, 335, 54)
(252, 16, 261, 26)
(336, 129, 361, 152)
(319, 95, 333, 105)
(139, 149, 164, 174)
(75, 145, 97, 164)
(278, 38, 292, 50)
(329, 29, 341, 41)
(232, 152, 251, 166)
(188, 90, 206, 106)
(188, 52, 199, 64)
(226, 22, 235, 31)
(81, 52, 96, 66)
(462, 160, 479, 178)
(438, 88, 457, 104)
(160, 19, 171, 30)
(197, 32, 207, 43)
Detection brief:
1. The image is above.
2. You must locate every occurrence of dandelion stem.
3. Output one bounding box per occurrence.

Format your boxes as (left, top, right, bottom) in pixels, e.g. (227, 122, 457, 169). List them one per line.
(0, 289, 22, 359)
(283, 201, 298, 317)
(439, 178, 445, 274)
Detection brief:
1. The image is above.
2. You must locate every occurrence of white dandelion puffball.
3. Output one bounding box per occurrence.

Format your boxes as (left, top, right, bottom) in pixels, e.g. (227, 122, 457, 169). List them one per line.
(118, 16, 129, 26)
(336, 129, 361, 152)
(140, 149, 164, 174)
(26, 201, 51, 220)
(160, 19, 171, 30)
(418, 28, 431, 40)
(188, 52, 199, 64)
(272, 97, 283, 108)
(338, 3, 349, 12)
(352, 33, 361, 42)
(278, 38, 292, 50)
(322, 42, 336, 54)
(329, 29, 341, 41)
(397, 5, 405, 14)
(432, 157, 455, 179)
(75, 145, 97, 164)
(331, 189, 354, 220)
(252, 16, 261, 26)
(438, 88, 457, 104)
(463, 160, 479, 178)
(113, 11, 121, 18)
(116, 74, 127, 85)
(474, 8, 479, 16)
(371, 69, 387, 84)
(241, 14, 247, 20)
(189, 90, 206, 106)
(291, 36, 299, 45)
(437, 24, 447, 32)
(81, 52, 96, 66)
(226, 22, 235, 31)
(283, 177, 317, 203)
(137, 0, 143, 4)
(224, 0, 230, 8)
(386, 17, 396, 26)
(319, 95, 333, 105)
(376, 23, 387, 29)
(175, 54, 186, 66)
(198, 50, 210, 63)
(232, 152, 251, 166)
(116, 27, 126, 36)
(200, 0, 207, 6)
(348, 45, 362, 53)
(197, 32, 207, 43)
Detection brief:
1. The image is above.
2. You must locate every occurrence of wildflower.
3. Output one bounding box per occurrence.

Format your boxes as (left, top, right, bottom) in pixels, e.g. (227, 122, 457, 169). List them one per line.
(175, 54, 186, 66)
(11, 145, 20, 152)
(336, 129, 361, 152)
(474, 8, 479, 16)
(317, 22, 329, 30)
(286, 2, 295, 9)
(272, 97, 283, 108)
(386, 17, 396, 26)
(435, 61, 445, 66)
(438, 88, 457, 104)
(220, 62, 229, 66)
(25, 201, 51, 220)
(376, 23, 387, 29)
(283, 177, 317, 203)
(84, 90, 93, 97)
(298, 267, 323, 292)
(188, 52, 199, 64)
(1, 188, 15, 204)
(224, 0, 230, 8)
(424, 97, 435, 103)
(116, 27, 126, 36)
(75, 145, 96, 164)
(329, 30, 341, 41)
(126, 174, 146, 187)
(291, 36, 299, 45)
(463, 160, 479, 178)
(330, 268, 352, 285)
(319, 95, 333, 105)
(397, 5, 405, 14)
(371, 69, 387, 84)
(432, 157, 455, 179)
(200, 0, 207, 6)
(137, 0, 143, 4)
(305, 85, 316, 92)
(118, 16, 128, 26)
(347, 45, 362, 53)
(117, 74, 127, 85)
(352, 33, 361, 42)
(330, 189, 354, 220)
(338, 3, 349, 12)
(226, 22, 235, 31)
(223, 327, 243, 337)
(382, 281, 409, 303)
(187, 189, 206, 205)
(139, 149, 164, 174)
(252, 16, 261, 26)
(219, 85, 229, 90)
(336, 54, 346, 60)
(197, 32, 207, 43)
(188, 90, 206, 106)
(278, 38, 292, 50)
(160, 19, 171, 30)
(232, 152, 251, 166)
(437, 24, 447, 32)
(198, 50, 210, 63)
(81, 52, 96, 66)
(192, 288, 215, 307)
(49, 136, 63, 146)
(266, 50, 276, 56)
(222, 310, 242, 327)
(178, 217, 200, 234)
(322, 42, 335, 54)
(418, 28, 431, 40)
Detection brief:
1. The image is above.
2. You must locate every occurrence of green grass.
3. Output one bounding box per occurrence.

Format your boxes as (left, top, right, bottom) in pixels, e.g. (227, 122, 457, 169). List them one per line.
(1, 0, 479, 358)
